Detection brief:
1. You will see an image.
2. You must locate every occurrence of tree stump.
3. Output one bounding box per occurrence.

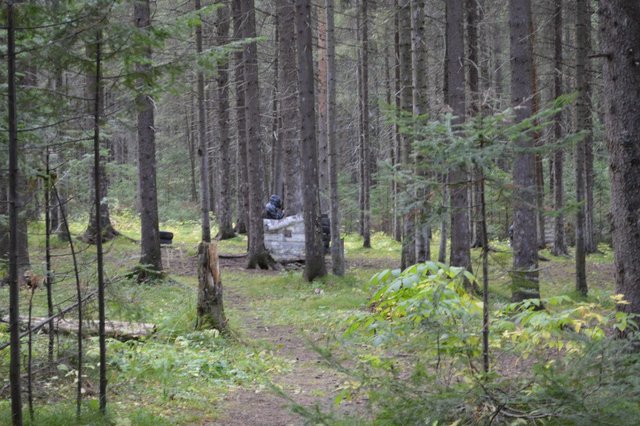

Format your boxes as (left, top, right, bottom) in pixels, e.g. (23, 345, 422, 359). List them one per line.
(196, 241, 227, 333)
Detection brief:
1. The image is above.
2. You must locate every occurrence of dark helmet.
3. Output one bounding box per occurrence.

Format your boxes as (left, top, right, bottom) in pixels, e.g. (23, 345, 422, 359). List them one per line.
(269, 194, 282, 209)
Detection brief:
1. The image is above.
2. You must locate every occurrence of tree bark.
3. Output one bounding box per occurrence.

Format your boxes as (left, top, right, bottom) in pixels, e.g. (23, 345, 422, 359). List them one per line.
(277, 0, 303, 216)
(296, 0, 327, 281)
(195, 0, 211, 243)
(243, 0, 272, 269)
(575, 0, 590, 294)
(326, 0, 345, 275)
(7, 3, 23, 422)
(232, 0, 249, 235)
(398, 0, 415, 270)
(359, 0, 371, 249)
(196, 242, 227, 332)
(509, 0, 540, 302)
(317, 3, 329, 214)
(216, 3, 236, 240)
(447, 0, 472, 275)
(82, 40, 117, 245)
(411, 0, 429, 262)
(393, 0, 402, 243)
(551, 0, 568, 257)
(135, 0, 162, 271)
(600, 1, 640, 315)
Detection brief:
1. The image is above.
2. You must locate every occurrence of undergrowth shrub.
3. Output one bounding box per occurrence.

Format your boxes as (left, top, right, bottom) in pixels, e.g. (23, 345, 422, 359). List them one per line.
(310, 262, 640, 425)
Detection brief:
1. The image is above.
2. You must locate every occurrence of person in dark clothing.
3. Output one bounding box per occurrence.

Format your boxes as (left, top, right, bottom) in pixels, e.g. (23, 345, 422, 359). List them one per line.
(264, 194, 285, 220)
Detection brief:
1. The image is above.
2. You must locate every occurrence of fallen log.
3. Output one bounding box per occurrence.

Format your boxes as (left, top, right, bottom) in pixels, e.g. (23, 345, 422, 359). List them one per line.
(2, 316, 156, 340)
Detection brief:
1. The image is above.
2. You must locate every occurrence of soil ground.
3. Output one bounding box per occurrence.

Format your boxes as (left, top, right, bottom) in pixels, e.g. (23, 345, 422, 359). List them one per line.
(210, 256, 364, 426)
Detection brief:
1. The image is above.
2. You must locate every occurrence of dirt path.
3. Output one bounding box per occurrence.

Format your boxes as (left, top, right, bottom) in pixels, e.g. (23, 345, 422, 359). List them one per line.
(209, 258, 362, 426)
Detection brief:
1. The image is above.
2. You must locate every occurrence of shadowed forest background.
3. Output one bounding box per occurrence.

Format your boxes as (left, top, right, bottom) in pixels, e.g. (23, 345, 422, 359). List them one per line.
(1, 0, 640, 424)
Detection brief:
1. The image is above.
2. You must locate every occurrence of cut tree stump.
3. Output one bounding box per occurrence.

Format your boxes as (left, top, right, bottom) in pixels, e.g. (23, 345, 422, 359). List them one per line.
(4, 316, 155, 340)
(196, 241, 228, 333)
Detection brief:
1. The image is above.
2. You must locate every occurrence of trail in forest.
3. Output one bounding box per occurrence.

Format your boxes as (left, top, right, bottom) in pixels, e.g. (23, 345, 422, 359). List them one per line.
(211, 258, 362, 426)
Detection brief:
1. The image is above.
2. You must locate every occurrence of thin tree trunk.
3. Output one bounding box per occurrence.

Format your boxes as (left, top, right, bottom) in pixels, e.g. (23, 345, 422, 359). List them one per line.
(7, 3, 23, 422)
(581, 1, 596, 254)
(600, 0, 640, 316)
(551, 0, 568, 256)
(271, 18, 283, 198)
(398, 0, 415, 270)
(360, 0, 371, 248)
(243, 0, 272, 269)
(45, 151, 54, 363)
(186, 104, 198, 203)
(296, 0, 327, 280)
(447, 0, 472, 276)
(393, 0, 402, 243)
(135, 0, 162, 272)
(326, 0, 345, 276)
(82, 37, 117, 245)
(317, 3, 329, 214)
(196, 0, 211, 243)
(232, 0, 249, 235)
(91, 29, 108, 415)
(575, 0, 589, 295)
(411, 0, 428, 261)
(216, 3, 236, 240)
(509, 0, 540, 302)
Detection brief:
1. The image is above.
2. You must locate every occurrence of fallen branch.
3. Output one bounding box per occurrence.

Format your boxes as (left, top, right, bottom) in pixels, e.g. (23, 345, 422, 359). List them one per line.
(0, 290, 96, 352)
(6, 316, 156, 340)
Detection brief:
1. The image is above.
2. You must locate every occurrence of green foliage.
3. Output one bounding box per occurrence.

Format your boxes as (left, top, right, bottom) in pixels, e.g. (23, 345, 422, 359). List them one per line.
(316, 263, 640, 425)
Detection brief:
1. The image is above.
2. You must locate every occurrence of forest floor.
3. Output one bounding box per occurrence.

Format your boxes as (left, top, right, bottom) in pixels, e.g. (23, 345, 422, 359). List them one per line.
(0, 220, 619, 425)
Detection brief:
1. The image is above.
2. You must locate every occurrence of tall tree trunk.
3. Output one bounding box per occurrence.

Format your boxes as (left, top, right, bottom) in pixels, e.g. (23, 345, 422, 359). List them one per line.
(600, 1, 640, 315)
(232, 0, 249, 235)
(135, 0, 162, 271)
(216, 3, 236, 240)
(82, 40, 117, 245)
(399, 0, 415, 270)
(467, 0, 484, 250)
(186, 103, 198, 203)
(447, 0, 472, 274)
(393, 0, 403, 243)
(243, 0, 272, 269)
(360, 0, 371, 248)
(551, 0, 568, 256)
(580, 1, 596, 254)
(271, 18, 283, 198)
(509, 0, 540, 302)
(7, 3, 23, 422)
(575, 0, 590, 294)
(326, 0, 345, 275)
(277, 0, 302, 216)
(195, 0, 211, 243)
(296, 0, 327, 280)
(317, 3, 329, 214)
(411, 0, 429, 261)
(91, 30, 108, 414)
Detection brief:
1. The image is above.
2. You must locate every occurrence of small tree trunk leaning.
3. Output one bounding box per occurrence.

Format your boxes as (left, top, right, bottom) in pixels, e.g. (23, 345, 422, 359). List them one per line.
(196, 242, 228, 333)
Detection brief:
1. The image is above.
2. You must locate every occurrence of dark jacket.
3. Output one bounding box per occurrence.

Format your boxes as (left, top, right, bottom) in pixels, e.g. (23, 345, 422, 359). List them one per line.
(264, 195, 285, 220)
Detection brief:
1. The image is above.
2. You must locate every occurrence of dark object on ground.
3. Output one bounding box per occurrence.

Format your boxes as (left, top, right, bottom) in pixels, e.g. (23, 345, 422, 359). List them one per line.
(159, 231, 174, 245)
(263, 195, 285, 220)
(320, 214, 331, 254)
